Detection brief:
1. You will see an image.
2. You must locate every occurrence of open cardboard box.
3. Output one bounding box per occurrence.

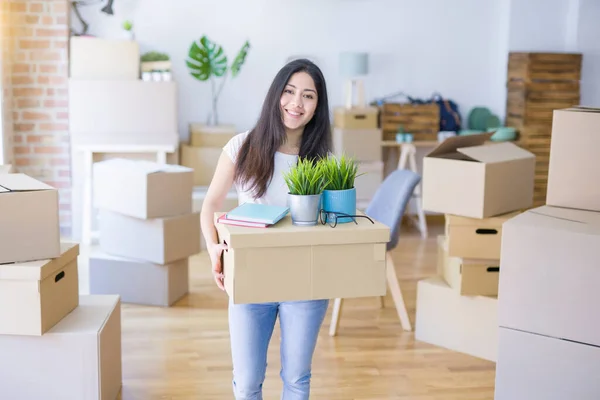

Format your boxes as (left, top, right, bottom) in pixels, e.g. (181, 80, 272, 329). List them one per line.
(214, 211, 390, 304)
(498, 205, 600, 348)
(422, 132, 535, 219)
(0, 173, 60, 264)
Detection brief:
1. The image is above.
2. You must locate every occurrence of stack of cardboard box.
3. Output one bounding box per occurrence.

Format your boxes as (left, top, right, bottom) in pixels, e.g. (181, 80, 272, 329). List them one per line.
(89, 158, 200, 307)
(494, 107, 600, 399)
(180, 124, 239, 250)
(332, 107, 383, 209)
(414, 132, 536, 362)
(0, 173, 122, 399)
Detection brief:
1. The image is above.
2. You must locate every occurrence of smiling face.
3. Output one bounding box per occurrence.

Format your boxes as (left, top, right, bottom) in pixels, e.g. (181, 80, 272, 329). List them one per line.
(280, 71, 318, 134)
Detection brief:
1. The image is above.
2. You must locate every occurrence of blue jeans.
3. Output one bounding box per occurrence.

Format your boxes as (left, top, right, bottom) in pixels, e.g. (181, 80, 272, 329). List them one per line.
(228, 299, 329, 400)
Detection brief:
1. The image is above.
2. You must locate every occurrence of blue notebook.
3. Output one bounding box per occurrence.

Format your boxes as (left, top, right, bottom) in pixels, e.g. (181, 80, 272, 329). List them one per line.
(225, 202, 289, 225)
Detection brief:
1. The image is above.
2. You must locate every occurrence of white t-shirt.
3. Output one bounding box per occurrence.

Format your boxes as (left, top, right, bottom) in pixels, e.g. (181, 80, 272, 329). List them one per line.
(223, 131, 298, 208)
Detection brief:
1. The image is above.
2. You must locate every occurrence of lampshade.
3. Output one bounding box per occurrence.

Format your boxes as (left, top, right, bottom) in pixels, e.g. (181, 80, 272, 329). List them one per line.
(339, 52, 369, 77)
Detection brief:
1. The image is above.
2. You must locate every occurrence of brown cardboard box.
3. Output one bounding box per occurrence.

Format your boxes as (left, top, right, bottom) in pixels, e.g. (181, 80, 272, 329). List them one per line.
(495, 327, 600, 400)
(422, 133, 535, 218)
(99, 209, 200, 264)
(547, 107, 600, 212)
(415, 277, 498, 362)
(498, 206, 600, 347)
(89, 249, 189, 307)
(0, 295, 122, 400)
(189, 124, 236, 147)
(0, 243, 79, 336)
(215, 211, 390, 304)
(180, 145, 223, 186)
(70, 36, 140, 80)
(0, 173, 60, 264)
(439, 236, 500, 296)
(333, 106, 379, 129)
(444, 211, 520, 259)
(93, 158, 194, 219)
(332, 127, 382, 162)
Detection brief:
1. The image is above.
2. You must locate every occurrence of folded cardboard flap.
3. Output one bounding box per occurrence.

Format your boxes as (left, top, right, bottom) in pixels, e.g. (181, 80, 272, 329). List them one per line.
(0, 173, 56, 192)
(426, 132, 493, 158)
(528, 206, 600, 228)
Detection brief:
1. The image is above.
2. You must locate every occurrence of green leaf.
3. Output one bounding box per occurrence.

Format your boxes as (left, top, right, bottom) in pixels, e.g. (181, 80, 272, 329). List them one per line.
(230, 40, 250, 77)
(186, 35, 227, 82)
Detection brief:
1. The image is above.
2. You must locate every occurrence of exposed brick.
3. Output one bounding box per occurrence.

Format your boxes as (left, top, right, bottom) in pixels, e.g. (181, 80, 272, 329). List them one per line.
(34, 146, 68, 154)
(52, 2, 67, 13)
(58, 169, 71, 178)
(13, 146, 30, 155)
(41, 16, 54, 25)
(16, 98, 41, 108)
(39, 64, 57, 73)
(10, 3, 27, 12)
(11, 75, 35, 85)
(30, 51, 61, 62)
(43, 99, 68, 108)
(36, 28, 67, 37)
(56, 111, 68, 120)
(13, 87, 44, 97)
(25, 15, 40, 24)
(48, 76, 66, 85)
(22, 111, 51, 121)
(14, 123, 35, 132)
(56, 16, 67, 25)
(27, 134, 54, 144)
(53, 40, 68, 49)
(29, 3, 45, 13)
(12, 63, 30, 73)
(50, 157, 70, 166)
(40, 122, 69, 131)
(37, 76, 50, 84)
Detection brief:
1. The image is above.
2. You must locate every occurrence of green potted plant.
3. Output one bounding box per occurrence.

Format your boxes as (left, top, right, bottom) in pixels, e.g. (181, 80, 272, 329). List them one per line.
(140, 51, 171, 81)
(321, 154, 362, 224)
(283, 157, 329, 226)
(186, 35, 250, 129)
(122, 20, 134, 40)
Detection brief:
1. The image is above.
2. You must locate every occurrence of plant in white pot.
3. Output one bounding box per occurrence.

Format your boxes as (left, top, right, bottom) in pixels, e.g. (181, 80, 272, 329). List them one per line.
(186, 35, 250, 129)
(321, 154, 362, 224)
(283, 157, 329, 226)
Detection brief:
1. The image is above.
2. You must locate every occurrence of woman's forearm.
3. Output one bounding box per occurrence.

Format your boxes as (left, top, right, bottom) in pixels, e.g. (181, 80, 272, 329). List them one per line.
(200, 201, 221, 249)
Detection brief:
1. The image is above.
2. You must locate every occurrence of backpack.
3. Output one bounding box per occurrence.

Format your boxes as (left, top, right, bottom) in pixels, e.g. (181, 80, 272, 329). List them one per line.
(408, 93, 462, 132)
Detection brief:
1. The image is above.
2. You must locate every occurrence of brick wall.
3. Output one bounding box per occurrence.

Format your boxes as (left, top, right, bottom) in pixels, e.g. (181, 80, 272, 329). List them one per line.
(2, 0, 71, 236)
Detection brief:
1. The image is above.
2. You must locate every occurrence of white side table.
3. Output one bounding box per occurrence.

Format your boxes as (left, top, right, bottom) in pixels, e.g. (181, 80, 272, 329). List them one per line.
(75, 143, 178, 245)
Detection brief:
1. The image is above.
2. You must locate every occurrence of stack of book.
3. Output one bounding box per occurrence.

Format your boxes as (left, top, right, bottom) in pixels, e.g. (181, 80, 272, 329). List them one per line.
(217, 203, 290, 228)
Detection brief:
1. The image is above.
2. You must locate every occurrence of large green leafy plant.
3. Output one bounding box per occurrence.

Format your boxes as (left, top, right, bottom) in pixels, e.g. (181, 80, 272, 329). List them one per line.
(186, 35, 250, 126)
(322, 154, 362, 191)
(283, 158, 330, 196)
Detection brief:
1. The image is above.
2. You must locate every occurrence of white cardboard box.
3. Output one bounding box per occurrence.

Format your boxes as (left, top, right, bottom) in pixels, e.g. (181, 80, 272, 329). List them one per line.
(0, 295, 122, 400)
(0, 242, 79, 336)
(415, 277, 498, 362)
(69, 80, 179, 146)
(89, 249, 189, 307)
(93, 158, 193, 219)
(498, 205, 600, 347)
(495, 327, 600, 400)
(422, 133, 535, 218)
(99, 210, 200, 264)
(547, 107, 600, 213)
(0, 173, 60, 264)
(70, 36, 140, 80)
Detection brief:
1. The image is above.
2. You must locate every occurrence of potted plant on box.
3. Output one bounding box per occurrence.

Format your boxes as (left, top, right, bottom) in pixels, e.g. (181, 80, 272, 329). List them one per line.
(140, 51, 171, 81)
(186, 35, 250, 128)
(283, 157, 329, 226)
(321, 154, 362, 224)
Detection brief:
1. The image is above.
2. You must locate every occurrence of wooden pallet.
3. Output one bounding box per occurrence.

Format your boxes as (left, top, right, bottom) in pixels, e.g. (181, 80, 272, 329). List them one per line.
(508, 52, 582, 83)
(379, 103, 440, 141)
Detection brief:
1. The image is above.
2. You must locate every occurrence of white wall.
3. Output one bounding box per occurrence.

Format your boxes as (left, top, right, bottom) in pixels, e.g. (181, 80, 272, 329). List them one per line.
(575, 0, 600, 106)
(75, 0, 511, 140)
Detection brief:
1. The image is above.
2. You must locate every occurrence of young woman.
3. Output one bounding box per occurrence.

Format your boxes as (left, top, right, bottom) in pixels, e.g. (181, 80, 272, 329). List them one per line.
(200, 58, 332, 400)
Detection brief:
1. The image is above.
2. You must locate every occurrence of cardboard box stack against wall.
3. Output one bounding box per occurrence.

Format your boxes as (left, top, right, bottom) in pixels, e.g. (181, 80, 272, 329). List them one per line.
(181, 124, 239, 250)
(332, 106, 384, 209)
(415, 131, 536, 362)
(0, 172, 122, 399)
(494, 107, 600, 399)
(89, 158, 200, 307)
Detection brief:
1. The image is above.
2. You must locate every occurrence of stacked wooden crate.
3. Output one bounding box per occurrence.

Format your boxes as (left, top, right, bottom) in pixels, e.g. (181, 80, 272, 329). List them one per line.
(379, 102, 440, 141)
(504, 52, 582, 207)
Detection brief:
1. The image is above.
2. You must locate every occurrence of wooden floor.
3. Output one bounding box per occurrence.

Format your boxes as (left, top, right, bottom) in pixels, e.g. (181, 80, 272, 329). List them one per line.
(115, 221, 496, 400)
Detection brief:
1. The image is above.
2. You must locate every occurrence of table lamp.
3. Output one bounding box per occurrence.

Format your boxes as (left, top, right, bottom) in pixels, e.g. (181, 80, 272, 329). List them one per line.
(339, 52, 369, 109)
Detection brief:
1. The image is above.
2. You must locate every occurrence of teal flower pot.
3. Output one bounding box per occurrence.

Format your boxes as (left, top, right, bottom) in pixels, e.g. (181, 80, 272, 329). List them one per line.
(322, 188, 356, 224)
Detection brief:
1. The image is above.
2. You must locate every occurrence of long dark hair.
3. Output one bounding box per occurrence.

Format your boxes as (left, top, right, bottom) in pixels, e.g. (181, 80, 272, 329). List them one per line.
(234, 58, 331, 199)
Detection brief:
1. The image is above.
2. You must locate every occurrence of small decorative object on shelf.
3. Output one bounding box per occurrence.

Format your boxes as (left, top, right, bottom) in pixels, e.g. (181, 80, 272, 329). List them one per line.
(141, 51, 172, 81)
(122, 20, 134, 40)
(283, 157, 329, 226)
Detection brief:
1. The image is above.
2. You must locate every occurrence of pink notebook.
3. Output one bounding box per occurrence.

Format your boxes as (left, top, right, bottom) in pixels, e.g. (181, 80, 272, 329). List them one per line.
(217, 214, 269, 228)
